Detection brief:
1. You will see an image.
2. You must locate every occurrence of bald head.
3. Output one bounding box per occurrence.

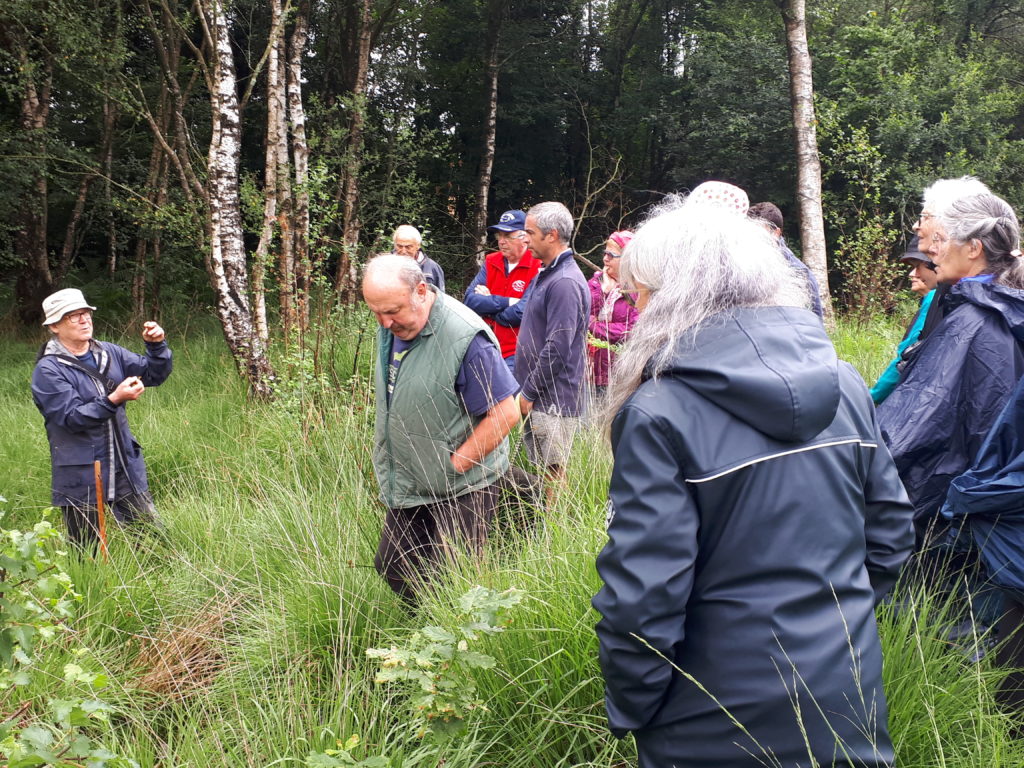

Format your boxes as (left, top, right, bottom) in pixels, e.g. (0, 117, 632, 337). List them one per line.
(364, 253, 424, 292)
(362, 253, 434, 341)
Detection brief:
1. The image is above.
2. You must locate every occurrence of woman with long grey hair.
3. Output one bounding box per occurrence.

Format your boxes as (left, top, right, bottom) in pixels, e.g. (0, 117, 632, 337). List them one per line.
(592, 198, 913, 767)
(879, 191, 1024, 543)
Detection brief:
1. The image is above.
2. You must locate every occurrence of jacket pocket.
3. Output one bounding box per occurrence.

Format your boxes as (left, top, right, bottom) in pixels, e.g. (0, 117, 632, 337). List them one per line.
(53, 463, 98, 501)
(52, 443, 96, 467)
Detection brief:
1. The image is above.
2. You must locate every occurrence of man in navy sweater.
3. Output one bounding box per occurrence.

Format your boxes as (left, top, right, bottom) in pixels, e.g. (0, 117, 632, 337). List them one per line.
(515, 202, 591, 482)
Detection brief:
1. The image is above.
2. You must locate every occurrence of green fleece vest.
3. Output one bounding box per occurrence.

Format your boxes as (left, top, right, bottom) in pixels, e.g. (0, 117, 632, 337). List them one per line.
(372, 291, 509, 508)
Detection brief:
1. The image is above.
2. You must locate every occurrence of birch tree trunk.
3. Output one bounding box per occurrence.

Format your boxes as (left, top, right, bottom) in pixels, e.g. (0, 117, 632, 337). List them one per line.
(334, 0, 372, 302)
(204, 0, 275, 398)
(288, 0, 312, 332)
(473, 0, 502, 261)
(780, 0, 834, 322)
(252, 0, 284, 347)
(274, 18, 297, 343)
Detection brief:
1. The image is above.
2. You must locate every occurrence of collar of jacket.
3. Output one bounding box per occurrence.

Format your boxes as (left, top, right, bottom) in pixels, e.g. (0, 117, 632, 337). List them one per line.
(539, 249, 574, 277)
(946, 280, 1024, 343)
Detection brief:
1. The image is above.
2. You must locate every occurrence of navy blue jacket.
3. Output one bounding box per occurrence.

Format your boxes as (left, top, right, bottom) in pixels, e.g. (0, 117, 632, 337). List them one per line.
(416, 251, 445, 293)
(780, 239, 824, 320)
(593, 307, 912, 767)
(878, 281, 1024, 531)
(31, 338, 173, 506)
(514, 250, 590, 416)
(943, 373, 1024, 595)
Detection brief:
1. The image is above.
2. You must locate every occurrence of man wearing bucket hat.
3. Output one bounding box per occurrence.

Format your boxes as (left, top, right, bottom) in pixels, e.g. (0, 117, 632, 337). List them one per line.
(463, 209, 542, 373)
(30, 288, 173, 548)
(870, 235, 939, 404)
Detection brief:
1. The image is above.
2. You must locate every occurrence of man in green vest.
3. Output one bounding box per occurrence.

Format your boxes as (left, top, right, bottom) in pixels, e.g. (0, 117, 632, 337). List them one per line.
(364, 254, 520, 602)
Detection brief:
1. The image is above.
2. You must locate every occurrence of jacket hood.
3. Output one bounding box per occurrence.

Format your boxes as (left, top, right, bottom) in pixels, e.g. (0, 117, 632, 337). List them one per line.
(947, 281, 1024, 342)
(658, 307, 840, 442)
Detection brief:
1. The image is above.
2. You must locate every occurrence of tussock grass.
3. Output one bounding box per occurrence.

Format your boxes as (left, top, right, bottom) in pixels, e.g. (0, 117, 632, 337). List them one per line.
(2, 311, 1023, 766)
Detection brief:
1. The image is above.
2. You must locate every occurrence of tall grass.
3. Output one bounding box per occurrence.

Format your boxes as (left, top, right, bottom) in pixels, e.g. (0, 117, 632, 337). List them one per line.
(1, 309, 1022, 766)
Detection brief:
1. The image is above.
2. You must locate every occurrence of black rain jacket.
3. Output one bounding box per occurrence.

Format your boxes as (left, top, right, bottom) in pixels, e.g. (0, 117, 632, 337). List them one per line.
(592, 307, 913, 768)
(877, 281, 1024, 531)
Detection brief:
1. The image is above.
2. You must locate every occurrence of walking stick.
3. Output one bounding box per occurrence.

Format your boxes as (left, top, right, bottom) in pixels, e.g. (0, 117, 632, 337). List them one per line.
(93, 460, 109, 561)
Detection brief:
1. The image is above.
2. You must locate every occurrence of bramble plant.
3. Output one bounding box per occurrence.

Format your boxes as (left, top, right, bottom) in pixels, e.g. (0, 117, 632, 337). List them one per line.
(366, 586, 523, 740)
(0, 501, 138, 767)
(305, 734, 387, 767)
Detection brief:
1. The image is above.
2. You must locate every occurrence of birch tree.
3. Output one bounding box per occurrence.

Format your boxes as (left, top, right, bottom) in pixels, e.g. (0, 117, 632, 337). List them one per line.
(287, 0, 312, 332)
(778, 0, 834, 321)
(202, 0, 275, 397)
(472, 0, 504, 260)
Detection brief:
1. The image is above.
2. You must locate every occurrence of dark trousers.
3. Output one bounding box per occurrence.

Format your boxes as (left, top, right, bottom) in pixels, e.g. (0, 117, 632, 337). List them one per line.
(62, 490, 160, 550)
(996, 592, 1024, 717)
(374, 485, 499, 603)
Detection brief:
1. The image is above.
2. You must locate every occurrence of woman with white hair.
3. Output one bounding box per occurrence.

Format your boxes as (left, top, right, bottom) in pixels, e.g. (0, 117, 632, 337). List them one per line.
(878, 191, 1024, 541)
(591, 199, 913, 767)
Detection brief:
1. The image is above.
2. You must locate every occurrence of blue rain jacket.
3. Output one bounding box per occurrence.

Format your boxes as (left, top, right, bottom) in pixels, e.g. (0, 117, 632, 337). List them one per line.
(943, 373, 1024, 594)
(31, 338, 172, 506)
(877, 281, 1024, 530)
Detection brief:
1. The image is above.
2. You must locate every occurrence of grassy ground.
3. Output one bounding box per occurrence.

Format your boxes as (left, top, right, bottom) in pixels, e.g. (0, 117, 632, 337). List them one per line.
(1, 308, 1022, 766)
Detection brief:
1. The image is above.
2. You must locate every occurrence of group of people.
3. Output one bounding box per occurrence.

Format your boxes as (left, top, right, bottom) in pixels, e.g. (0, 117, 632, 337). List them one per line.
(28, 173, 1024, 767)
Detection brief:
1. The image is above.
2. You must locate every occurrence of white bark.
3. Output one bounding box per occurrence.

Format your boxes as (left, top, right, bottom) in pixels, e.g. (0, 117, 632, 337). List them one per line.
(781, 0, 833, 321)
(473, 0, 502, 262)
(204, 0, 275, 398)
(288, 0, 311, 331)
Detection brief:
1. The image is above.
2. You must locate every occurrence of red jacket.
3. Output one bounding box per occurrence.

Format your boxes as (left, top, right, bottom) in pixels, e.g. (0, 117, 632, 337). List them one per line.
(464, 250, 541, 358)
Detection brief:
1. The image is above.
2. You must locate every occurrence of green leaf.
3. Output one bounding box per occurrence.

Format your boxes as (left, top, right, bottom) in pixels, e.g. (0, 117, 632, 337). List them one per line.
(459, 651, 496, 669)
(18, 724, 54, 750)
(420, 626, 455, 643)
(305, 751, 349, 767)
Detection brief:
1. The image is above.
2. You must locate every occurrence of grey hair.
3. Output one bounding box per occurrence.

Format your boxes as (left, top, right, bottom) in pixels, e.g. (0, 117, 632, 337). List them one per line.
(527, 201, 574, 244)
(392, 224, 422, 244)
(921, 176, 990, 217)
(362, 252, 425, 292)
(939, 193, 1024, 289)
(603, 195, 810, 432)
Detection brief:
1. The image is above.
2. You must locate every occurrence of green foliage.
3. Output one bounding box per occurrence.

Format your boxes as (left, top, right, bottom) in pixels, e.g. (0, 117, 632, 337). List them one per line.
(306, 734, 388, 768)
(0, 511, 77, 675)
(0, 505, 137, 768)
(820, 120, 905, 319)
(367, 586, 523, 740)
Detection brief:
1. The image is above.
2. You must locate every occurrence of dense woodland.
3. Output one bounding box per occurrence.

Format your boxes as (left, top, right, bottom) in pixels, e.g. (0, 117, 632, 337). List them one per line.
(4, 0, 1024, 392)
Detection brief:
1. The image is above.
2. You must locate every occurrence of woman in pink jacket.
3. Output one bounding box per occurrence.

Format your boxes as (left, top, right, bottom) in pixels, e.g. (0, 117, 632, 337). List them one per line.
(588, 230, 640, 397)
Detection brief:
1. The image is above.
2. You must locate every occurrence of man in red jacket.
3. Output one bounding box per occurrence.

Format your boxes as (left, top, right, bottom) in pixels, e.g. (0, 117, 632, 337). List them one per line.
(463, 209, 542, 373)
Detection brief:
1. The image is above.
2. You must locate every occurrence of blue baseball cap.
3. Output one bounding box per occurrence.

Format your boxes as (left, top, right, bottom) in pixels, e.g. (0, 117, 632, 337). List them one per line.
(488, 209, 527, 232)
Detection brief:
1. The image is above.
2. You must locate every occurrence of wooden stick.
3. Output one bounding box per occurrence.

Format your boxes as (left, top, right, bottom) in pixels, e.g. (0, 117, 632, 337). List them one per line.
(93, 460, 109, 561)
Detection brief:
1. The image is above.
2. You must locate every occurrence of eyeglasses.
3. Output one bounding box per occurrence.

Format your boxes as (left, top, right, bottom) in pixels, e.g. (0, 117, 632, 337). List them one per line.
(64, 310, 93, 324)
(495, 231, 524, 240)
(604, 250, 622, 259)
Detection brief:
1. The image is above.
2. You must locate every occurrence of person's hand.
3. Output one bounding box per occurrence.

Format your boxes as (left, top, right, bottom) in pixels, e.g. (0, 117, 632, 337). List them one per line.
(517, 394, 533, 417)
(474, 285, 491, 296)
(142, 321, 165, 343)
(450, 451, 473, 474)
(109, 376, 145, 405)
